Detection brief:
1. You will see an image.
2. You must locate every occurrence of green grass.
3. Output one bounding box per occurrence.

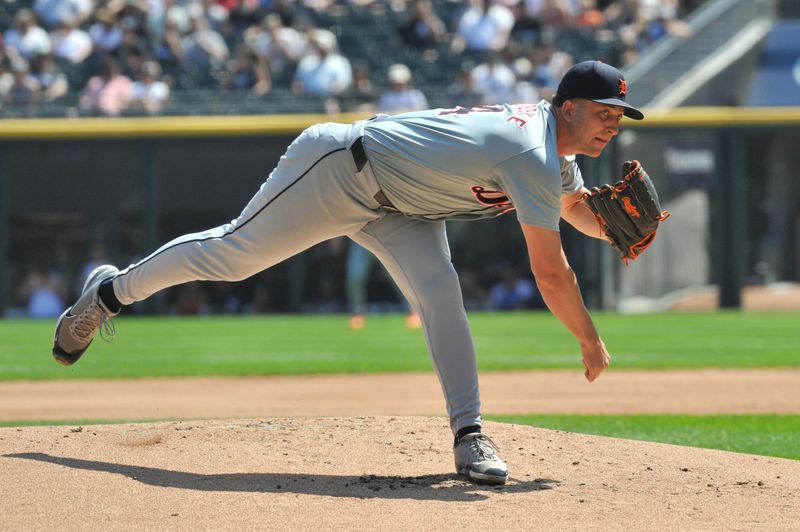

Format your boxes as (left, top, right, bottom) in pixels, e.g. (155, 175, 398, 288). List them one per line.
(1, 311, 798, 380)
(488, 414, 800, 460)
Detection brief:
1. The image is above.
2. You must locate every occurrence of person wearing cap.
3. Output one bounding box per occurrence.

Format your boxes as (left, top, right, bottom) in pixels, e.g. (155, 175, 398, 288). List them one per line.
(377, 63, 428, 114)
(53, 60, 641, 487)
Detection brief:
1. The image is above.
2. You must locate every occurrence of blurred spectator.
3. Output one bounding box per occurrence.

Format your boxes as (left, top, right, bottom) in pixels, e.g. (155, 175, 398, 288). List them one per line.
(144, 0, 168, 41)
(396, 0, 447, 49)
(3, 59, 42, 112)
(244, 13, 307, 76)
(488, 267, 537, 310)
(50, 19, 93, 65)
(299, 0, 335, 15)
(0, 59, 13, 100)
(118, 0, 150, 34)
(196, 0, 232, 35)
(181, 15, 230, 83)
(470, 52, 517, 104)
(447, 64, 484, 108)
(151, 16, 184, 70)
(341, 61, 378, 112)
(605, 0, 691, 66)
(574, 0, 606, 29)
(269, 0, 298, 28)
(88, 9, 125, 56)
(164, 0, 196, 35)
(33, 0, 94, 29)
(527, 35, 573, 97)
(638, 0, 693, 45)
(377, 63, 428, 114)
(117, 25, 150, 76)
(30, 53, 69, 102)
(536, 0, 576, 32)
(79, 55, 133, 115)
(303, 23, 338, 61)
(451, 0, 515, 53)
(19, 271, 67, 318)
(222, 45, 271, 95)
(130, 59, 171, 114)
(292, 32, 352, 97)
(4, 9, 52, 62)
(224, 0, 265, 31)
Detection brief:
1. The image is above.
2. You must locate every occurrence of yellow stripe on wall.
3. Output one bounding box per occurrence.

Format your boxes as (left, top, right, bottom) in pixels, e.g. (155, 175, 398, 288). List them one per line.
(0, 112, 374, 140)
(1, 108, 800, 139)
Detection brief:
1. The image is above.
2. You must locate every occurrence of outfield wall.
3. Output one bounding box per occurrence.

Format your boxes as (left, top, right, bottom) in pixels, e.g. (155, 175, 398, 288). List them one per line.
(2, 108, 799, 315)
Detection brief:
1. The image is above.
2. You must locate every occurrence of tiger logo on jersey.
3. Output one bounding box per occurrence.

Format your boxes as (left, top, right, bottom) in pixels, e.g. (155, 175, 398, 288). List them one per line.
(471, 186, 515, 214)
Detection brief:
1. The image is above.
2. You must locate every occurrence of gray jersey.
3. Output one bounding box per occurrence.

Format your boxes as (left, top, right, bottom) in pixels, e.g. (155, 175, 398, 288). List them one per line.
(363, 100, 583, 230)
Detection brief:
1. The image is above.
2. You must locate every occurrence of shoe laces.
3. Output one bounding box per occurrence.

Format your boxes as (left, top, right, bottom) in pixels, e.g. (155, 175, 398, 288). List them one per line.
(465, 434, 499, 460)
(70, 301, 116, 343)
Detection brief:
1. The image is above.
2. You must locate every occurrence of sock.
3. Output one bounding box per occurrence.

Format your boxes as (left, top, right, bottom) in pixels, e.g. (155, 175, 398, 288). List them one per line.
(98, 279, 123, 313)
(454, 425, 481, 446)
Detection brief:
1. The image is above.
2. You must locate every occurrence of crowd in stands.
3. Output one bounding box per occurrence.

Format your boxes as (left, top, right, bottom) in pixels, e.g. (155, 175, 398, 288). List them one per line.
(0, 0, 697, 117)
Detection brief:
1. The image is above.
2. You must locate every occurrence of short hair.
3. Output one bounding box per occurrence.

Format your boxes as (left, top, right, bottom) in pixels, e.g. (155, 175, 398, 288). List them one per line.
(552, 94, 567, 108)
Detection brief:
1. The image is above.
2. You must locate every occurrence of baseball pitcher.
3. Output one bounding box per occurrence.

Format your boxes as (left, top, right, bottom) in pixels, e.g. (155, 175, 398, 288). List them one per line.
(53, 61, 667, 485)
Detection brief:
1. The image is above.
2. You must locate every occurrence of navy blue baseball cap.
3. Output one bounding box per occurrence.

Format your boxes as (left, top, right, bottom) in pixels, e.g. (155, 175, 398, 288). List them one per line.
(556, 61, 644, 120)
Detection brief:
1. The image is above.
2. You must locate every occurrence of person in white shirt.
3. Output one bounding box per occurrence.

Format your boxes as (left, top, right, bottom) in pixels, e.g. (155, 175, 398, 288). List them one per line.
(452, 0, 515, 53)
(470, 52, 517, 105)
(130, 60, 170, 114)
(292, 32, 351, 97)
(3, 9, 52, 61)
(50, 19, 93, 64)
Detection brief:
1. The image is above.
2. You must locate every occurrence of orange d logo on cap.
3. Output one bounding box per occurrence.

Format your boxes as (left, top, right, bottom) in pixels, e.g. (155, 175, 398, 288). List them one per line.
(619, 79, 627, 97)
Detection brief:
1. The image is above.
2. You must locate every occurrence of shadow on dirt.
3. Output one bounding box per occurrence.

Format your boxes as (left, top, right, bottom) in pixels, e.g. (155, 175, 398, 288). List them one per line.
(5, 452, 558, 501)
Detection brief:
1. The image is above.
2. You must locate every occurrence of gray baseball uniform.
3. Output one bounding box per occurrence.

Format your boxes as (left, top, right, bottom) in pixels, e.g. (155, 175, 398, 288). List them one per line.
(110, 100, 583, 433)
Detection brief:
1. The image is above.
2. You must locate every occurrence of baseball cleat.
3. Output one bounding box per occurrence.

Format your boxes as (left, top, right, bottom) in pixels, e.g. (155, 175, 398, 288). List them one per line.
(454, 433, 508, 485)
(52, 264, 120, 366)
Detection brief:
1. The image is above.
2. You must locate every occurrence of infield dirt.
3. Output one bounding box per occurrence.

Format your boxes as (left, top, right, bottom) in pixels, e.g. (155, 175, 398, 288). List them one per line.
(1, 370, 799, 530)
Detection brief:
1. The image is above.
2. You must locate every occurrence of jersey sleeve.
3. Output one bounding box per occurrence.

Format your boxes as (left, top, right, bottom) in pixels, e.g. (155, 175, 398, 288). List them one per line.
(560, 156, 584, 194)
(492, 148, 562, 231)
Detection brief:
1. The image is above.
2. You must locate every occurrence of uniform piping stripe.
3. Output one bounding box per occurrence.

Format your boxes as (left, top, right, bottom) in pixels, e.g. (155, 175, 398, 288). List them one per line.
(115, 146, 347, 279)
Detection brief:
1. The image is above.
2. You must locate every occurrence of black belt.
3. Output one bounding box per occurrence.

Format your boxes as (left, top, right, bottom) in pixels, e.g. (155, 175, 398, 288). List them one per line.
(350, 136, 368, 172)
(350, 137, 396, 210)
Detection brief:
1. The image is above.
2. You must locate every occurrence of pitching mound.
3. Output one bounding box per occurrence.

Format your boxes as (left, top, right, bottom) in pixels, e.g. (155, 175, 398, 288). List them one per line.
(2, 416, 799, 530)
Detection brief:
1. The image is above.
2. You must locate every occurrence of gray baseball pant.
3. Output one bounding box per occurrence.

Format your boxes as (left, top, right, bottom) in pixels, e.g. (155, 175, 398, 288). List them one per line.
(110, 120, 482, 434)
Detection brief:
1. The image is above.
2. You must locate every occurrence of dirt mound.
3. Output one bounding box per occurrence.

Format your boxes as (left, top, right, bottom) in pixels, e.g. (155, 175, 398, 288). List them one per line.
(2, 416, 799, 530)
